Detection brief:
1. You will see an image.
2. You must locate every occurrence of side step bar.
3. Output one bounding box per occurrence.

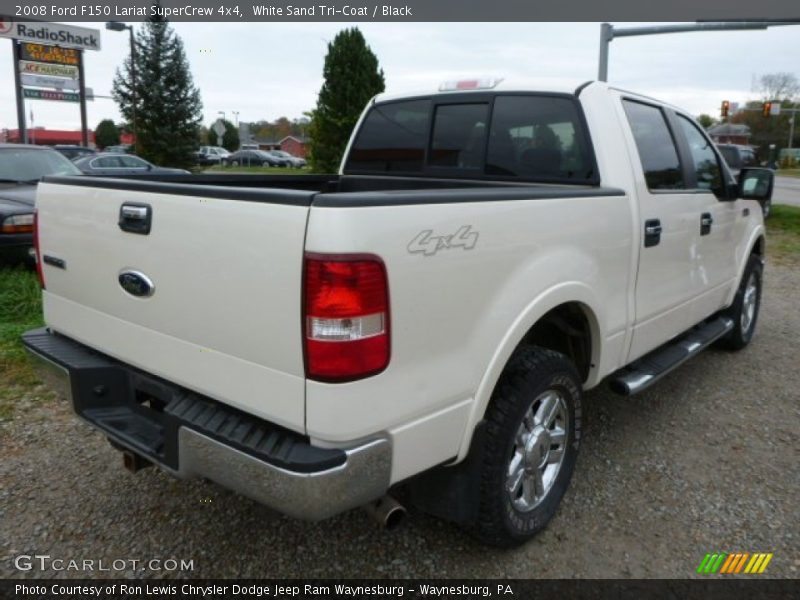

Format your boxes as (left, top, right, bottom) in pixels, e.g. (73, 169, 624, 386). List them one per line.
(609, 316, 734, 396)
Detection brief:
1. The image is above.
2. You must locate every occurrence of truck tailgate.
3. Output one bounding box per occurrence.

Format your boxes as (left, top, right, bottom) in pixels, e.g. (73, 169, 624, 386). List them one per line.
(35, 178, 312, 432)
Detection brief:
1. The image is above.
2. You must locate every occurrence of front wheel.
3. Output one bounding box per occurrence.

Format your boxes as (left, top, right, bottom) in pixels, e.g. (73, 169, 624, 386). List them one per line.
(472, 346, 582, 547)
(717, 253, 763, 351)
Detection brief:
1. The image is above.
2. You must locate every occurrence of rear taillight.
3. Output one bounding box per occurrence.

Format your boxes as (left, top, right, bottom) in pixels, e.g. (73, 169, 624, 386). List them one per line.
(33, 210, 45, 289)
(303, 254, 390, 382)
(0, 214, 34, 234)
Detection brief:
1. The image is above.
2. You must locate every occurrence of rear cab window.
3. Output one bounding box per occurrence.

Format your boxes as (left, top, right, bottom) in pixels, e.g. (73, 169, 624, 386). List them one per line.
(344, 93, 598, 185)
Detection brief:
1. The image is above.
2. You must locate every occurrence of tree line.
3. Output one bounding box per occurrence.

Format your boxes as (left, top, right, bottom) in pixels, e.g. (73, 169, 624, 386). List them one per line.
(109, 5, 384, 172)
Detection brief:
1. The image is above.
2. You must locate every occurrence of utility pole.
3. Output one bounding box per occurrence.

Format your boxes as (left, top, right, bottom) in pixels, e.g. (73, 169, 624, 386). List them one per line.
(598, 21, 800, 82)
(106, 22, 138, 152)
(77, 50, 89, 147)
(12, 41, 27, 144)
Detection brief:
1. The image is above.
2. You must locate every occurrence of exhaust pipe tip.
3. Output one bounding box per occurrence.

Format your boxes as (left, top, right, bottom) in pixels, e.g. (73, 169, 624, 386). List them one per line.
(363, 495, 407, 530)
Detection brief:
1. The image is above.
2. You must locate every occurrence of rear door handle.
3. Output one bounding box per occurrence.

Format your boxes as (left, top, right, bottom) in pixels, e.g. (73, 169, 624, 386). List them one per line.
(119, 203, 152, 235)
(644, 219, 662, 247)
(700, 212, 713, 236)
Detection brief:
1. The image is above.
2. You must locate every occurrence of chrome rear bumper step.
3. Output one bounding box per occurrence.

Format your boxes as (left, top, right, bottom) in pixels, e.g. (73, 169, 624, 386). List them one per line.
(609, 316, 734, 396)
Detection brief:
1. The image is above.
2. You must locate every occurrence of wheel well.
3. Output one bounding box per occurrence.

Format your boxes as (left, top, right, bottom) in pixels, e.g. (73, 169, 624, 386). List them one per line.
(751, 236, 765, 258)
(518, 303, 593, 382)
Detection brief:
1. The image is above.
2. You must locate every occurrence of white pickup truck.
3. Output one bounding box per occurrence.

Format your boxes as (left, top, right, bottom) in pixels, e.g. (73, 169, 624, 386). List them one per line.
(24, 80, 773, 546)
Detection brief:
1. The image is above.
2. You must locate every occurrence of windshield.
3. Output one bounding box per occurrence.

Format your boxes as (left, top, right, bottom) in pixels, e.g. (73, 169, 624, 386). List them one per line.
(0, 147, 82, 182)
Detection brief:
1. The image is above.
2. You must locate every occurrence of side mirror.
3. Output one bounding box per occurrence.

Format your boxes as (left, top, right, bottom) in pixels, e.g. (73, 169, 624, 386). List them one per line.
(738, 168, 774, 202)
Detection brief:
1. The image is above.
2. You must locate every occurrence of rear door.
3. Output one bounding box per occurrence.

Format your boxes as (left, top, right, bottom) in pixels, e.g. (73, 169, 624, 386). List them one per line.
(35, 177, 313, 432)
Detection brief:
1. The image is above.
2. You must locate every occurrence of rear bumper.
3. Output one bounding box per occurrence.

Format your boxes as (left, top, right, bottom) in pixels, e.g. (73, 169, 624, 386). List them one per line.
(22, 327, 391, 520)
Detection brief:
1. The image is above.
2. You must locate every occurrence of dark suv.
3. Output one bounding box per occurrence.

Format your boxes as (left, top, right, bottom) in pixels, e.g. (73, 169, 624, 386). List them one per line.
(717, 144, 770, 217)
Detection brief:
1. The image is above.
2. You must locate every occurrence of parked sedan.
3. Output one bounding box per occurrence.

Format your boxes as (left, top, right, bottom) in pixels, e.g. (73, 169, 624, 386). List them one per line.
(0, 144, 83, 264)
(268, 150, 306, 167)
(73, 153, 190, 176)
(223, 150, 285, 167)
(52, 145, 96, 161)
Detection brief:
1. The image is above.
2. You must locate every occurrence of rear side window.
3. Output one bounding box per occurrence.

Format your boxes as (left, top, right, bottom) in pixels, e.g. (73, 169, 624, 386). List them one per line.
(486, 96, 595, 180)
(623, 100, 684, 190)
(94, 157, 123, 168)
(345, 99, 430, 173)
(429, 103, 489, 169)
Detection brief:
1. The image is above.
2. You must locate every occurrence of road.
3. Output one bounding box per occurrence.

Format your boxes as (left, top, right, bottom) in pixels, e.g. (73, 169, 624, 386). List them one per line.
(774, 175, 800, 207)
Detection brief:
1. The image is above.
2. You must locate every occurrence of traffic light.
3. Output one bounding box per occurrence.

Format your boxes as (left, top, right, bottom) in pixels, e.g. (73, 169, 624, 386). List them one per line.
(762, 101, 772, 117)
(721, 100, 730, 118)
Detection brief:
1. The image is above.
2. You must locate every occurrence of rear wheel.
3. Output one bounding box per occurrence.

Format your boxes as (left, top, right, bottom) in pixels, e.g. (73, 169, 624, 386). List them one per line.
(718, 253, 763, 351)
(472, 346, 582, 547)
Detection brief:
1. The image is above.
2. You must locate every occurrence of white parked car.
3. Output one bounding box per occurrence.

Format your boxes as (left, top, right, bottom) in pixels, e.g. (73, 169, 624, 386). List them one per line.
(25, 80, 772, 546)
(195, 146, 231, 165)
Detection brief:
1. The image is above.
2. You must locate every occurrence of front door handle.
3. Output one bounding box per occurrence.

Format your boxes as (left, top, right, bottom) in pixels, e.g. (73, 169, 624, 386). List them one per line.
(700, 212, 713, 236)
(644, 218, 662, 247)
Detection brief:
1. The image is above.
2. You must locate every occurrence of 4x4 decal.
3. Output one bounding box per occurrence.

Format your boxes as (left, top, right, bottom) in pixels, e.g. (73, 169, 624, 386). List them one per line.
(407, 225, 479, 256)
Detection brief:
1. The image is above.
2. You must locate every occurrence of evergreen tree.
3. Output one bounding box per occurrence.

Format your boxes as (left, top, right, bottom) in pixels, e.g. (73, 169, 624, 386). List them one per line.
(94, 119, 120, 149)
(308, 28, 385, 172)
(112, 5, 202, 168)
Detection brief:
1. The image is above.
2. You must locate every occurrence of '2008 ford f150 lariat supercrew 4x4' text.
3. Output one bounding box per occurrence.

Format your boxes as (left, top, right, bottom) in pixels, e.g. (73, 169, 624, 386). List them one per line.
(24, 80, 773, 546)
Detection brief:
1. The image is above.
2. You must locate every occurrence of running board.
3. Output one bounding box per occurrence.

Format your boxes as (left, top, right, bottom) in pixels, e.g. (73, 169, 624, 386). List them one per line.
(609, 316, 734, 396)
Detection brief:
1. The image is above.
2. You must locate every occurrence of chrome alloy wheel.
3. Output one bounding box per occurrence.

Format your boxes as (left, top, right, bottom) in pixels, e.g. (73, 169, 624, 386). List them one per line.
(506, 389, 568, 512)
(741, 272, 758, 334)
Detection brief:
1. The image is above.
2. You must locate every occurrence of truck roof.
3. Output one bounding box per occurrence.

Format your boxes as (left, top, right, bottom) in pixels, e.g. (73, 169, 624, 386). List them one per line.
(372, 79, 601, 104)
(372, 81, 689, 117)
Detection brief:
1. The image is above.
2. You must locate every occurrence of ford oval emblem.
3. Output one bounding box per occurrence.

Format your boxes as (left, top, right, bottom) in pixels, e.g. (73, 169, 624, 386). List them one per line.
(118, 270, 155, 298)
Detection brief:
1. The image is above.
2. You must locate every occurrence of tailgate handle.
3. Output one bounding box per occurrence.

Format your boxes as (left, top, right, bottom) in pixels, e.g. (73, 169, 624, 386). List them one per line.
(119, 203, 152, 235)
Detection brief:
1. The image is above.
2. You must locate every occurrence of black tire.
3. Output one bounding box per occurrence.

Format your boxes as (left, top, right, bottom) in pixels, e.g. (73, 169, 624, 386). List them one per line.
(231, 160, 239, 167)
(717, 253, 763, 351)
(472, 346, 582, 547)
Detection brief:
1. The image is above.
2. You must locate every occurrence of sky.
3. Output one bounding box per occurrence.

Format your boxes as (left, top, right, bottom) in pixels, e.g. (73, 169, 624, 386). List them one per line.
(0, 21, 798, 133)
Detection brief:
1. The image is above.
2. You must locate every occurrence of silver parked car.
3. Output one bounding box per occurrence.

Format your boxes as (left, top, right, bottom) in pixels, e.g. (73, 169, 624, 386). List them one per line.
(73, 153, 190, 176)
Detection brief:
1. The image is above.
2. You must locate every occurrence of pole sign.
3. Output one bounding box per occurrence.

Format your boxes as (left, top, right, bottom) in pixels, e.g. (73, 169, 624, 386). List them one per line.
(0, 18, 101, 51)
(19, 60, 78, 78)
(21, 73, 79, 90)
(23, 88, 80, 102)
(20, 42, 81, 66)
(212, 119, 226, 145)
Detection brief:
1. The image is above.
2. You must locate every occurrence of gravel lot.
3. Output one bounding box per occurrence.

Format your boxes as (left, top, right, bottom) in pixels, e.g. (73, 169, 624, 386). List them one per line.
(1, 262, 798, 580)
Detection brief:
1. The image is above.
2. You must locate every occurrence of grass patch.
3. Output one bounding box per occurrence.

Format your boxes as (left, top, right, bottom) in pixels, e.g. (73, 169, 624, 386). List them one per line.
(0, 267, 44, 419)
(766, 204, 800, 263)
(777, 169, 800, 179)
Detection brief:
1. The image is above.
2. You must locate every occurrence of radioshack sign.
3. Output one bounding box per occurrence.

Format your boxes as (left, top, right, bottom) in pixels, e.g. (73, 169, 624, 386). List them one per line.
(0, 17, 101, 51)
